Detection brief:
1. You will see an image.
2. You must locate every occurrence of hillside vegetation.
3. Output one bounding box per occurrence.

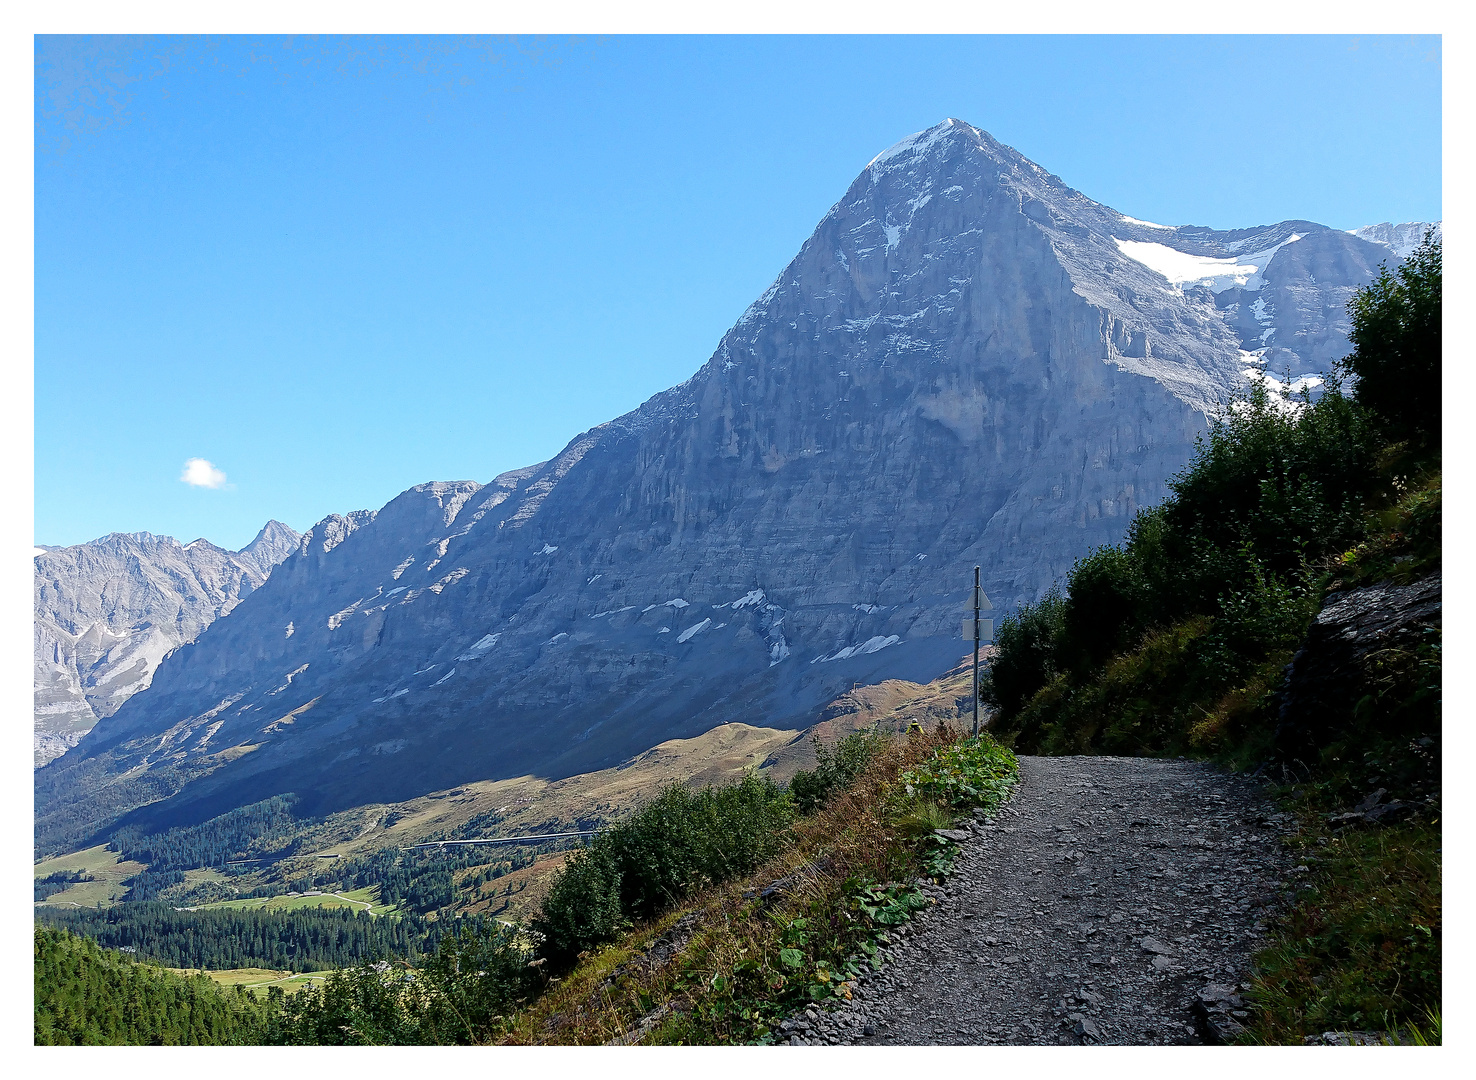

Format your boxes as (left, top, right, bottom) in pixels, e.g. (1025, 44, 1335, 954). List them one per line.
(983, 235, 1441, 1041)
(34, 901, 437, 973)
(270, 726, 1016, 1044)
(34, 926, 278, 1045)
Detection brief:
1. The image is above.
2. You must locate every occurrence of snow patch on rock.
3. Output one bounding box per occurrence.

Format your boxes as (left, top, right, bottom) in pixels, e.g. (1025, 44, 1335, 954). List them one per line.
(1114, 234, 1301, 294)
(812, 635, 903, 663)
(455, 633, 501, 660)
(676, 618, 712, 644)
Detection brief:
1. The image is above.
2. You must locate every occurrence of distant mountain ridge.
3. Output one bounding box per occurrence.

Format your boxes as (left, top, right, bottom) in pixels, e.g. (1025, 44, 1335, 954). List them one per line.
(1350, 221, 1442, 263)
(36, 119, 1434, 852)
(33, 521, 301, 766)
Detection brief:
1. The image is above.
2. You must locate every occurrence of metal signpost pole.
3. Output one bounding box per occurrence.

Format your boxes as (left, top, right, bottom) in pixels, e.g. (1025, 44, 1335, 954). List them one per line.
(972, 565, 981, 737)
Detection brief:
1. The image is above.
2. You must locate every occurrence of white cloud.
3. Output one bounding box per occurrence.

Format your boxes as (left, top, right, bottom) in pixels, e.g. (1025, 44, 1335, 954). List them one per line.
(180, 458, 227, 489)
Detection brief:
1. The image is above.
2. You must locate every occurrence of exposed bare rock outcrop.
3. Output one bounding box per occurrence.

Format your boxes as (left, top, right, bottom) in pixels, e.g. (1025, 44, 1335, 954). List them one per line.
(33, 521, 300, 766)
(1273, 573, 1441, 766)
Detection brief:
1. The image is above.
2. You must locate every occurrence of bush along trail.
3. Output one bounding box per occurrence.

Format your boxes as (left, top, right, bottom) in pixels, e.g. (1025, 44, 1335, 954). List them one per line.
(499, 728, 1020, 1045)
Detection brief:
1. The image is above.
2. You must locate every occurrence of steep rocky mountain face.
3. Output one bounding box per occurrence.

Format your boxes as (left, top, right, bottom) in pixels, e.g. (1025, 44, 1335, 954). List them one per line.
(1351, 221, 1442, 263)
(33, 521, 300, 767)
(36, 119, 1429, 850)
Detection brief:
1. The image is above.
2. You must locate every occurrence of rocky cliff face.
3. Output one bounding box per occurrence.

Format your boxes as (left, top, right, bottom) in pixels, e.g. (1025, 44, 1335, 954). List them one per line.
(33, 521, 300, 766)
(1351, 221, 1442, 263)
(37, 120, 1426, 847)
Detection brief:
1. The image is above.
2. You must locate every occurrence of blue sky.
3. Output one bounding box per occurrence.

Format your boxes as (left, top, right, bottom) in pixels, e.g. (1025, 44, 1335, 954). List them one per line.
(34, 34, 1442, 550)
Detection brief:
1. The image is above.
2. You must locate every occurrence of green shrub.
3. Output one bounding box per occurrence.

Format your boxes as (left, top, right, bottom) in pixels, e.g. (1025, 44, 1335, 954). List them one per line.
(1162, 384, 1381, 595)
(272, 919, 540, 1045)
(1340, 232, 1441, 450)
(413, 921, 543, 1042)
(534, 772, 794, 970)
(531, 848, 623, 970)
(978, 587, 1068, 716)
(604, 773, 795, 920)
(789, 728, 888, 814)
(1058, 544, 1150, 676)
(897, 734, 1018, 811)
(272, 963, 423, 1045)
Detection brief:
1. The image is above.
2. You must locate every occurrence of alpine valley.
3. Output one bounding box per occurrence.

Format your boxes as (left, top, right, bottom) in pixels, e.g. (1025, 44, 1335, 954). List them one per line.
(35, 119, 1437, 854)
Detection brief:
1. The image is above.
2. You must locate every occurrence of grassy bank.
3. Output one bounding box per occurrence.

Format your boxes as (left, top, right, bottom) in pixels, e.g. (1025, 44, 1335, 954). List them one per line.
(502, 728, 1016, 1045)
(1245, 807, 1440, 1043)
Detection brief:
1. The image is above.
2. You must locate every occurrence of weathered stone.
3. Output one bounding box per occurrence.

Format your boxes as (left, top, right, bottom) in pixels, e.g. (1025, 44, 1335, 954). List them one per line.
(1303, 1031, 1389, 1046)
(32, 521, 299, 767)
(1274, 574, 1441, 763)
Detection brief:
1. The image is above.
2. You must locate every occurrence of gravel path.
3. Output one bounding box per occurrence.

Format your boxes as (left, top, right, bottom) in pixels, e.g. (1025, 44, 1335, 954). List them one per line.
(785, 755, 1296, 1046)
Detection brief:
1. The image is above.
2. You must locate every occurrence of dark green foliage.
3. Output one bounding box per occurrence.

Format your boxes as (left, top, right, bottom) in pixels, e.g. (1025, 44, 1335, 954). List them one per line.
(271, 962, 422, 1045)
(1057, 546, 1149, 676)
(403, 868, 454, 913)
(602, 773, 794, 921)
(34, 901, 433, 972)
(789, 728, 889, 814)
(109, 795, 302, 875)
(272, 921, 541, 1045)
(1304, 624, 1442, 810)
(531, 848, 624, 970)
(534, 773, 794, 969)
(120, 869, 185, 901)
(34, 925, 278, 1045)
(1158, 385, 1380, 595)
(978, 586, 1068, 717)
(1341, 232, 1441, 449)
(988, 385, 1382, 756)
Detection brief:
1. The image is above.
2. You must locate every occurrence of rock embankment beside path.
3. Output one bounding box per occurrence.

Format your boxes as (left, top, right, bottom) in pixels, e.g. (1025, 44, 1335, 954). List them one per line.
(780, 755, 1294, 1046)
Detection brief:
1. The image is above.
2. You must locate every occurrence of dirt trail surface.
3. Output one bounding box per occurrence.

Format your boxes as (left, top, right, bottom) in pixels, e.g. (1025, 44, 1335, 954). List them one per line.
(789, 755, 1295, 1046)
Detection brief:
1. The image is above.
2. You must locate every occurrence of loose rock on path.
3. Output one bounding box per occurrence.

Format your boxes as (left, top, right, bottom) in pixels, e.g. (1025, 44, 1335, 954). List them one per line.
(784, 755, 1296, 1046)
